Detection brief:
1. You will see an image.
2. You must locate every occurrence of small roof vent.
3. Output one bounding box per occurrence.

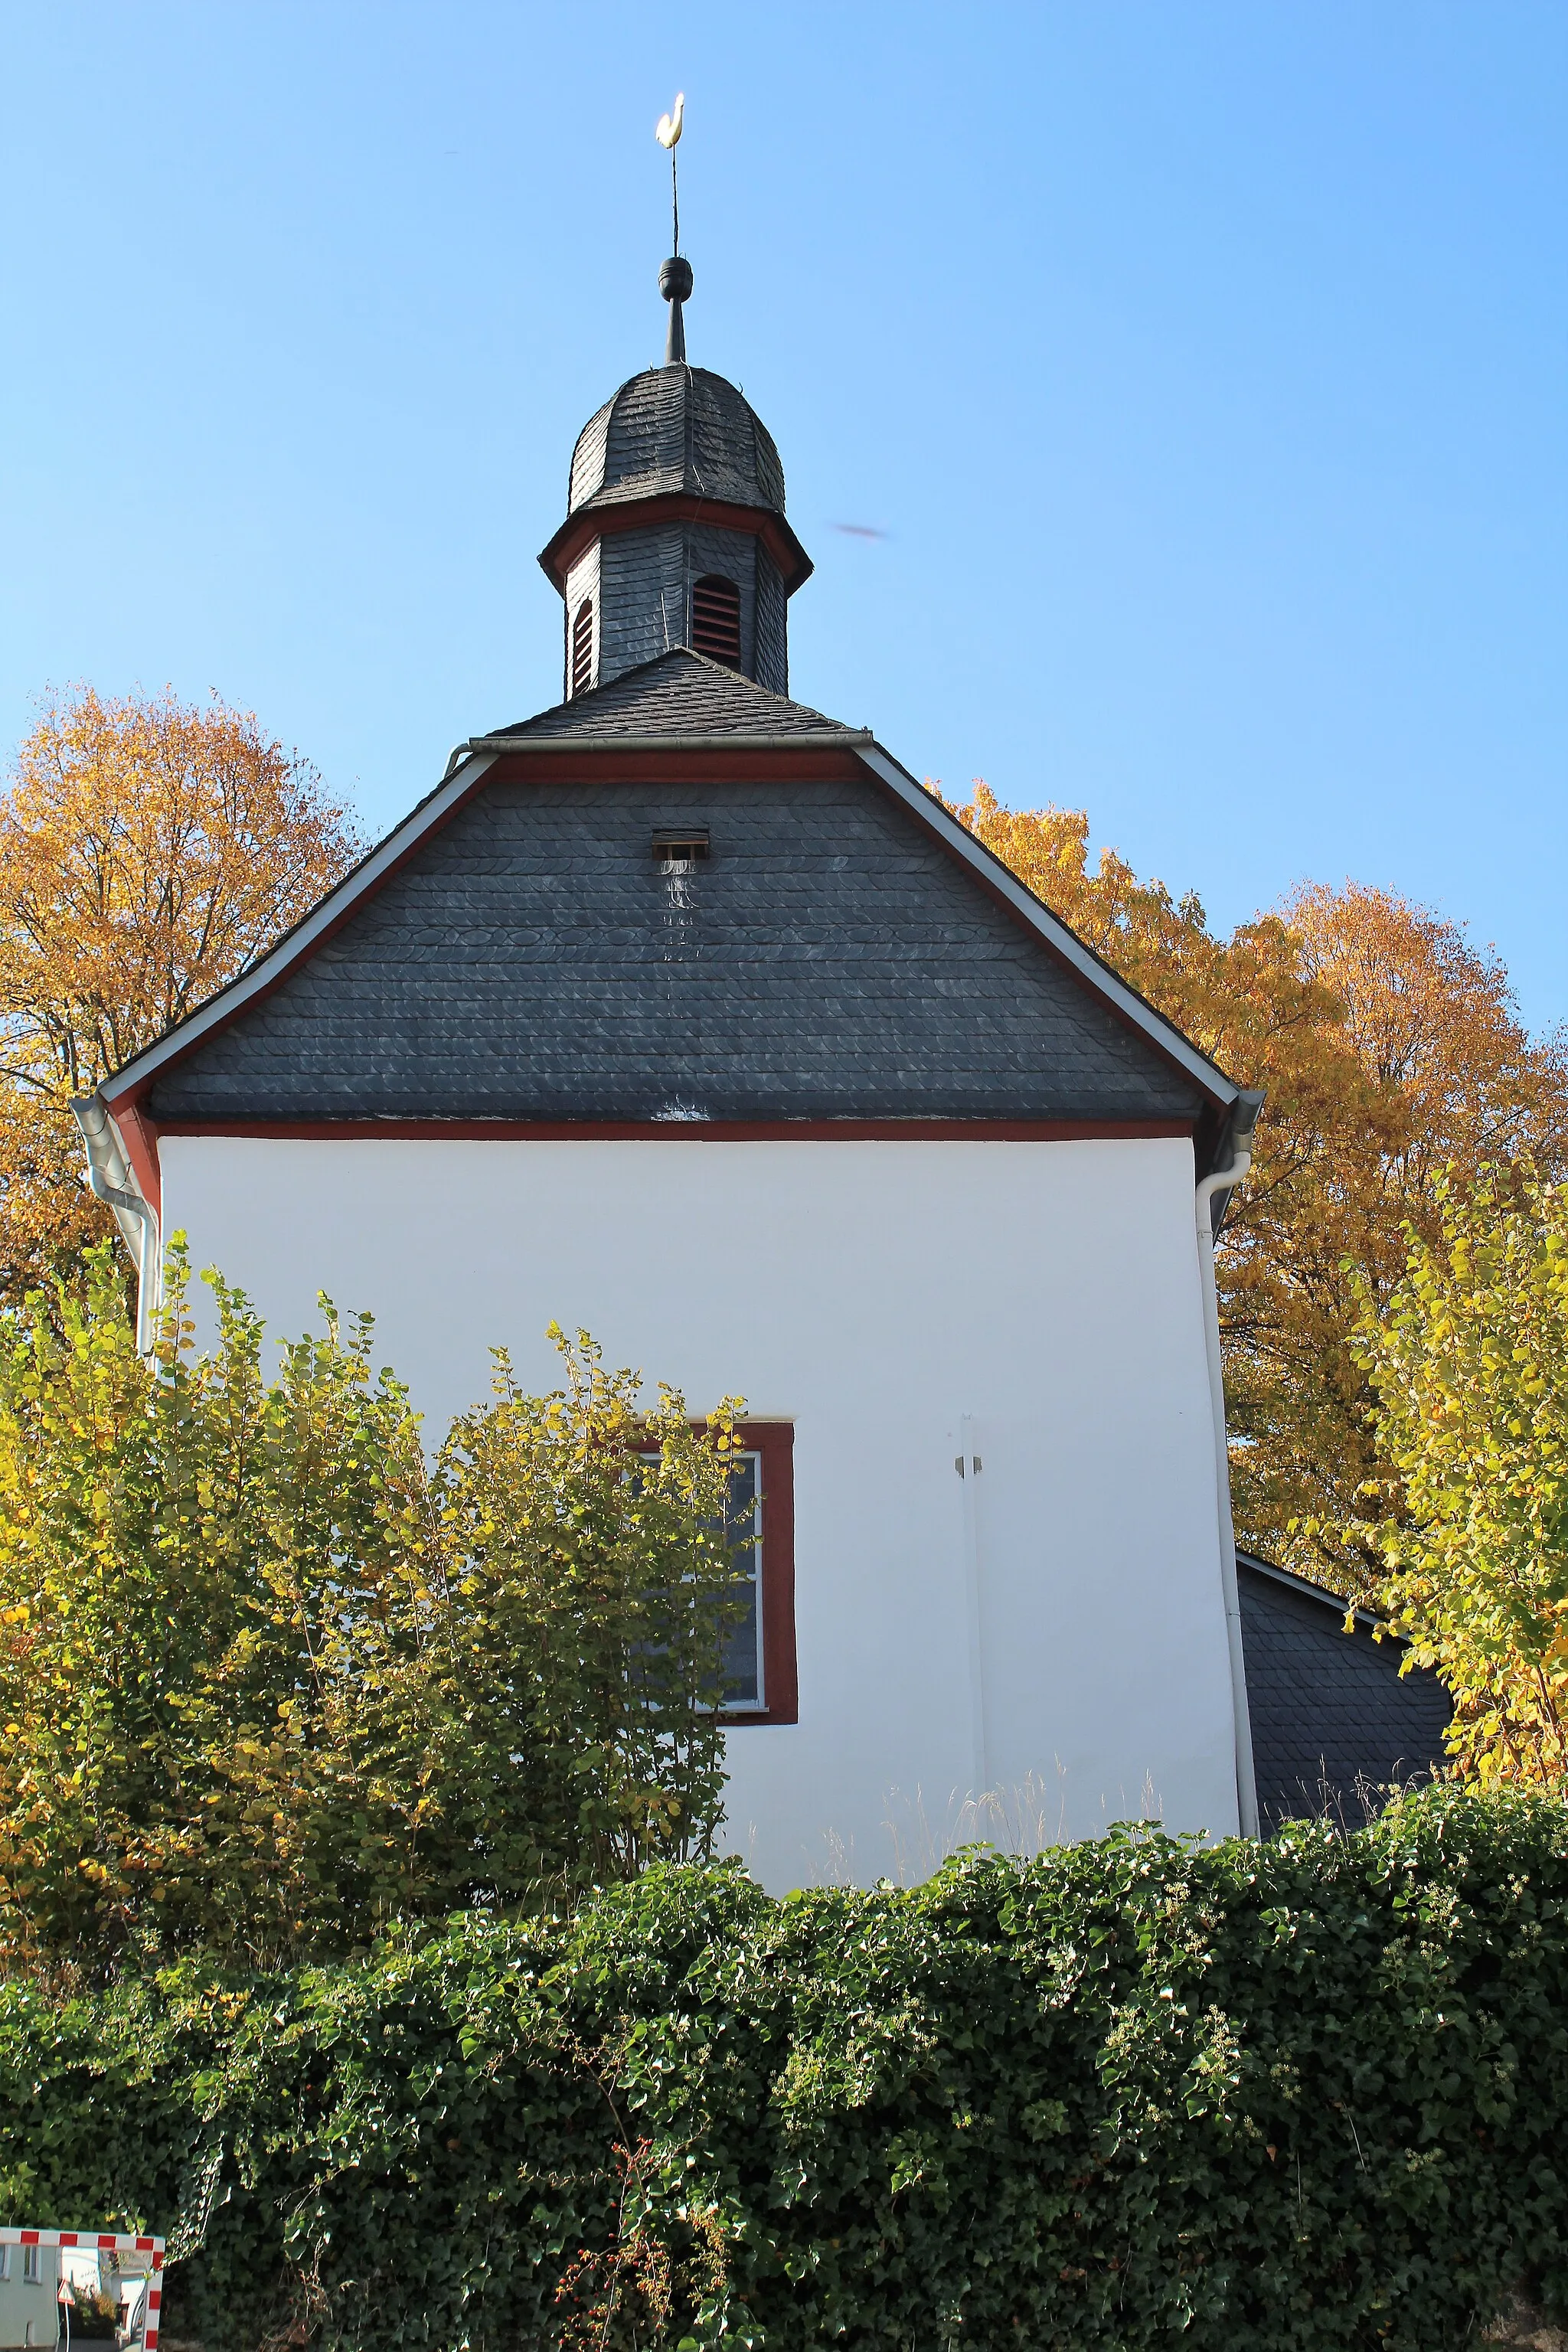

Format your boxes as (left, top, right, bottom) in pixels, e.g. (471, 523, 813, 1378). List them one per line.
(652, 827, 710, 867)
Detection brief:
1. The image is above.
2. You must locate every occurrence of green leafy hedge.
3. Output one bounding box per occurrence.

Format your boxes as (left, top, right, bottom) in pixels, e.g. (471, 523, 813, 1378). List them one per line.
(2, 1785, 1566, 2350)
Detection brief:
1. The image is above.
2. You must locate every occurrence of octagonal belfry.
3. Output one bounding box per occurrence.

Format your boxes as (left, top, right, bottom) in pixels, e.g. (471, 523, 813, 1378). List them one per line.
(537, 264, 812, 700)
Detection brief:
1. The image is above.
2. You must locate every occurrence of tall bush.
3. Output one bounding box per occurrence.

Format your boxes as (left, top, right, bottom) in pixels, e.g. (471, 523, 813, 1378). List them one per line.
(1351, 1162, 1568, 1788)
(0, 1250, 750, 1968)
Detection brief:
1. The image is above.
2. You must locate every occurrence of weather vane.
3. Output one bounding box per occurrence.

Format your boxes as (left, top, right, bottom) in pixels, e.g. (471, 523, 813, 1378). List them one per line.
(655, 92, 684, 252)
(655, 93, 691, 365)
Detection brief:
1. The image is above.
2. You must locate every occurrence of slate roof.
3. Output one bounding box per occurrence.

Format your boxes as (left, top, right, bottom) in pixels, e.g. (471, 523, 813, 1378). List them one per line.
(104, 648, 1241, 1130)
(482, 648, 860, 743)
(569, 366, 788, 518)
(1238, 1553, 1452, 1832)
(142, 750, 1214, 1123)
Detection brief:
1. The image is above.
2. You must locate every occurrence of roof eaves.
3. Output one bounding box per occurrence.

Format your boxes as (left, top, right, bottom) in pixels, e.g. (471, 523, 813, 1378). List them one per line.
(851, 740, 1240, 1110)
(100, 751, 501, 1101)
(539, 490, 813, 596)
(1236, 1549, 1396, 1638)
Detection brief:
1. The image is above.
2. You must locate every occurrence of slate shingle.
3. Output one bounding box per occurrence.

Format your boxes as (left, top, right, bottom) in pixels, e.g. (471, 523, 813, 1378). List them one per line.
(147, 746, 1207, 1124)
(486, 647, 854, 743)
(1239, 1554, 1452, 1831)
(569, 367, 787, 517)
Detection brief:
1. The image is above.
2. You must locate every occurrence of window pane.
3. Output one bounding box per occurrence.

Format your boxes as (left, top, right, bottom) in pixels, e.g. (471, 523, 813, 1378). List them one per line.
(721, 1453, 760, 1706)
(634, 1448, 763, 1708)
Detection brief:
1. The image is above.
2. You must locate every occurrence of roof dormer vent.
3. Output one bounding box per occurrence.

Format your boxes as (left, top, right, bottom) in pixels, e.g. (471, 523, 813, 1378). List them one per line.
(652, 828, 710, 870)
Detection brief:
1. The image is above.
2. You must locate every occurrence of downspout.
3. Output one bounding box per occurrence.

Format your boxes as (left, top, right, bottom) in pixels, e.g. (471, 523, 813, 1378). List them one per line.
(1194, 1090, 1266, 1840)
(71, 1094, 160, 1356)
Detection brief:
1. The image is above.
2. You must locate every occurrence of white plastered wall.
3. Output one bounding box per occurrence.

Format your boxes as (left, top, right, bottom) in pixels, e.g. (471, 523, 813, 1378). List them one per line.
(158, 1134, 1240, 1890)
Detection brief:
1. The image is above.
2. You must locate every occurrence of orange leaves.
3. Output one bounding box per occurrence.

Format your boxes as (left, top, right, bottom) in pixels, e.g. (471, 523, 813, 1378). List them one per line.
(947, 787, 1568, 1588)
(0, 684, 363, 1304)
(0, 685, 361, 1077)
(1286, 882, 1568, 1182)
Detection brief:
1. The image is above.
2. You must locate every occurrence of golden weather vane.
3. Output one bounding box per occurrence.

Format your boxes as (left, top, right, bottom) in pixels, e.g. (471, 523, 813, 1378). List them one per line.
(655, 92, 684, 254)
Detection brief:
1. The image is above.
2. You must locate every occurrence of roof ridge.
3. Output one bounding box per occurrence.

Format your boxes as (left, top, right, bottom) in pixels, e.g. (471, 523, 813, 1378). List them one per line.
(649, 645, 841, 719)
(483, 647, 854, 742)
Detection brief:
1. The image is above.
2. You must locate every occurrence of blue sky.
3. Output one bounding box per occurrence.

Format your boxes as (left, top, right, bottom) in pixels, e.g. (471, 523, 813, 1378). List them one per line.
(2, 3, 1563, 1024)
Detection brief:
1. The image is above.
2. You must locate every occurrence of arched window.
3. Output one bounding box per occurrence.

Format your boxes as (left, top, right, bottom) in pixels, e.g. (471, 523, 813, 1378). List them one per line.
(691, 574, 742, 667)
(570, 598, 594, 696)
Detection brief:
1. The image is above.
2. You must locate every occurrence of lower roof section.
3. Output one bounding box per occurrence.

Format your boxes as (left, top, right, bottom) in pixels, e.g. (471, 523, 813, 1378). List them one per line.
(1238, 1552, 1452, 1833)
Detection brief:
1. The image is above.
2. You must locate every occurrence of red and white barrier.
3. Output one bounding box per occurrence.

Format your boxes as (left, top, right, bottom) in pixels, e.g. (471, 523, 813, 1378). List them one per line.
(0, 2231, 164, 2352)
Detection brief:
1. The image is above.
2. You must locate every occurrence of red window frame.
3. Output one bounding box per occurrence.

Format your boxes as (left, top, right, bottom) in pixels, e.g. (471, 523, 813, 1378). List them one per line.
(719, 1420, 796, 1727)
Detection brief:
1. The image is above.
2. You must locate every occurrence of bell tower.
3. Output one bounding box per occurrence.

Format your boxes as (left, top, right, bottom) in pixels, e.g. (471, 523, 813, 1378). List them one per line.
(537, 255, 813, 700)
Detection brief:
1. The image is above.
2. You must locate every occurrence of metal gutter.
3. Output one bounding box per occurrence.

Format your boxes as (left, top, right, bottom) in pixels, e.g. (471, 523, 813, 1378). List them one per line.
(1194, 1091, 1266, 1839)
(72, 1094, 159, 1354)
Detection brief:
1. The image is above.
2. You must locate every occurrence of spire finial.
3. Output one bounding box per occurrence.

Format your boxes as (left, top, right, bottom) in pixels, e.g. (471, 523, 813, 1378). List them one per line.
(655, 93, 689, 366)
(659, 254, 693, 365)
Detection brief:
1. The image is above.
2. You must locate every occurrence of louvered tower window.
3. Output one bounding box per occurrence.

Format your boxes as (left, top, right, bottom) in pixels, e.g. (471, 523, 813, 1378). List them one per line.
(570, 598, 594, 696)
(691, 574, 741, 667)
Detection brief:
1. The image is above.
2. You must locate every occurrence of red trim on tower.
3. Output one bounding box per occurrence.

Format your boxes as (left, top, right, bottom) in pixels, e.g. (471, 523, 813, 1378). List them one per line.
(539, 492, 813, 596)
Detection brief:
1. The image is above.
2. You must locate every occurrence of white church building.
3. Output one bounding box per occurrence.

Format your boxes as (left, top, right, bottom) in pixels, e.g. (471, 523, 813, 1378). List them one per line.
(77, 256, 1273, 1890)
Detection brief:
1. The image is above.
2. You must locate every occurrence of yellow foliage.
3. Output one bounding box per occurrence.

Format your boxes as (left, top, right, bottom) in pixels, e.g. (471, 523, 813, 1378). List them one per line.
(1351, 1165, 1568, 1788)
(947, 785, 1568, 1587)
(0, 685, 363, 1302)
(0, 1253, 751, 1970)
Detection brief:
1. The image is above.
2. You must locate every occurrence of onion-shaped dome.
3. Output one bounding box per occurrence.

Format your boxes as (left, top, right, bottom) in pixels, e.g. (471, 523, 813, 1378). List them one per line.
(568, 365, 788, 519)
(538, 260, 812, 694)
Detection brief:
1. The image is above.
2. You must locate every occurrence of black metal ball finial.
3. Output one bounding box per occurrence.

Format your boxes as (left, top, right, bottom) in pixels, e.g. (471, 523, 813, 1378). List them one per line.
(659, 255, 692, 365)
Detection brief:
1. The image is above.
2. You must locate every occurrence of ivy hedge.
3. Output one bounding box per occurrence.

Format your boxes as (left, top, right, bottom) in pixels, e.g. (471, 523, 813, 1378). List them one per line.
(2, 1785, 1566, 2350)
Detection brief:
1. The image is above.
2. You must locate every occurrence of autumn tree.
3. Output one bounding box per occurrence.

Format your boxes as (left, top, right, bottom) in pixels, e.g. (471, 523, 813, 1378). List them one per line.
(1350, 1164, 1568, 1788)
(1225, 883, 1568, 1570)
(948, 784, 1568, 1586)
(0, 687, 362, 1302)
